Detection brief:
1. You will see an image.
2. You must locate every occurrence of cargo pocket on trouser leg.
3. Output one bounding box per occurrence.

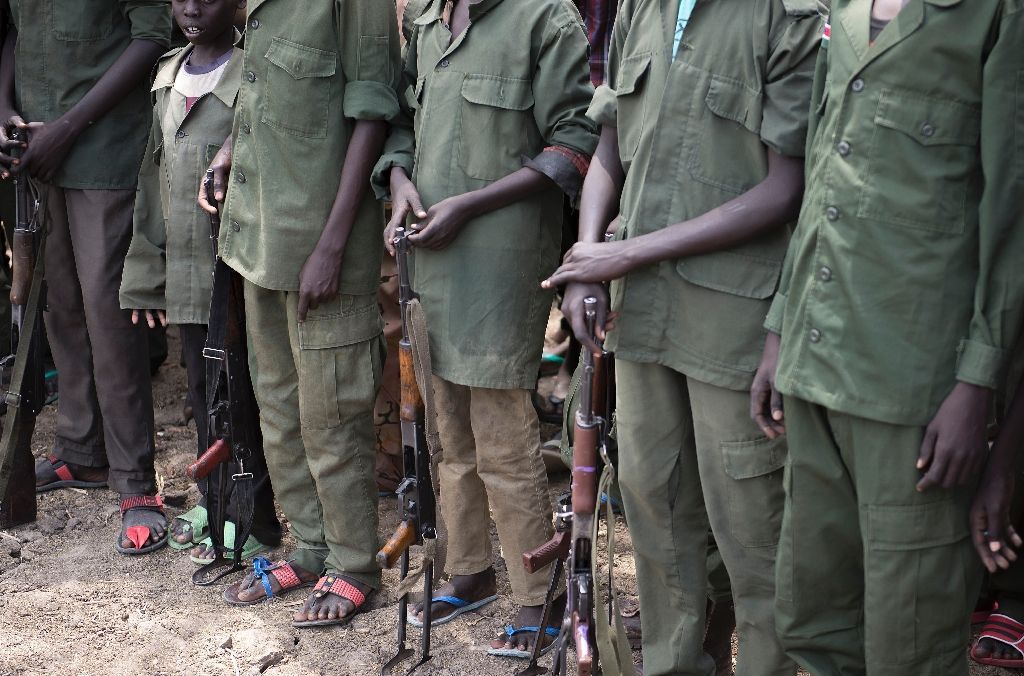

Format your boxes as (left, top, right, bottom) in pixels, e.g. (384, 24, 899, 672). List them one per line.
(296, 294, 383, 431)
(864, 499, 974, 672)
(722, 435, 787, 548)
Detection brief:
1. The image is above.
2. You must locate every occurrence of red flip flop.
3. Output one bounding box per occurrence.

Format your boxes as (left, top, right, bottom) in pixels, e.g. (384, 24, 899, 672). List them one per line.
(35, 455, 108, 493)
(971, 613, 1024, 668)
(114, 495, 168, 555)
(972, 599, 999, 625)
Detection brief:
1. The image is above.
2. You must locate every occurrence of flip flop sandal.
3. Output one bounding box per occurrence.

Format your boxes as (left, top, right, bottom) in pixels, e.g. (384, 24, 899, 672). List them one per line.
(169, 505, 209, 550)
(189, 521, 271, 565)
(223, 557, 313, 607)
(971, 613, 1024, 668)
(115, 495, 169, 556)
(486, 624, 561, 659)
(407, 594, 499, 628)
(35, 454, 108, 493)
(972, 599, 999, 625)
(292, 574, 369, 628)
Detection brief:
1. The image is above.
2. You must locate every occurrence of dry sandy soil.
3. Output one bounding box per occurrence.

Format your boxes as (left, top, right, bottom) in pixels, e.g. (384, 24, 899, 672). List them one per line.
(0, 329, 1013, 676)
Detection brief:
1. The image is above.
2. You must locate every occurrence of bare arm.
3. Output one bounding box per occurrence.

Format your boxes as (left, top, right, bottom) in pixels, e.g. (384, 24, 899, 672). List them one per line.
(544, 150, 804, 288)
(14, 39, 166, 181)
(297, 119, 388, 320)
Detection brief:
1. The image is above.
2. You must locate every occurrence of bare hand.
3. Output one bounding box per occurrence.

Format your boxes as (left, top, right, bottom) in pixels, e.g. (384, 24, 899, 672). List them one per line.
(916, 382, 992, 492)
(560, 282, 613, 355)
(542, 240, 635, 289)
(199, 139, 233, 215)
(0, 113, 27, 176)
(14, 118, 67, 183)
(384, 168, 426, 256)
(130, 309, 167, 329)
(970, 464, 1021, 573)
(407, 195, 473, 250)
(297, 244, 342, 322)
(750, 331, 785, 439)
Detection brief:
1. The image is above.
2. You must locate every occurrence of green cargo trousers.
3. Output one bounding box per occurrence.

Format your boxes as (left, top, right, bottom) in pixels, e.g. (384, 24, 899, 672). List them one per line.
(616, 360, 792, 676)
(243, 281, 383, 588)
(775, 396, 981, 676)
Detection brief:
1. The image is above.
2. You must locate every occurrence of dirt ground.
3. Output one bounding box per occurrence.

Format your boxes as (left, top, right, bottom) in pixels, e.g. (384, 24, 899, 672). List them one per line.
(0, 329, 1014, 676)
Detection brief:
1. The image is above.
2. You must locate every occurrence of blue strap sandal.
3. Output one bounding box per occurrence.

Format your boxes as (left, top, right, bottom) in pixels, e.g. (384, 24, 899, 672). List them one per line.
(487, 624, 561, 659)
(407, 593, 499, 627)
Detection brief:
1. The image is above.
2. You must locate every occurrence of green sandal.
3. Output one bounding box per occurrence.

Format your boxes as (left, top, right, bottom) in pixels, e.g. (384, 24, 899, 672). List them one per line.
(190, 520, 271, 565)
(169, 505, 209, 550)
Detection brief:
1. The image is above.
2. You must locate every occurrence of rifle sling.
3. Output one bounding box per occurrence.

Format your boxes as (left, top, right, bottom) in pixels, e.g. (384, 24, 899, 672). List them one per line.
(592, 459, 632, 676)
(0, 222, 46, 503)
(195, 262, 255, 581)
(392, 297, 444, 599)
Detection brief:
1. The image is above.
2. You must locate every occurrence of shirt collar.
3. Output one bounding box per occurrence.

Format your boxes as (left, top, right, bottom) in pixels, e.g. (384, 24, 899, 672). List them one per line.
(415, 0, 505, 26)
(152, 29, 244, 108)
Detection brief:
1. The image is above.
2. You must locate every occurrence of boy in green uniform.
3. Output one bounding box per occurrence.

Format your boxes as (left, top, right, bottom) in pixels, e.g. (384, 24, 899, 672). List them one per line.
(198, 0, 400, 627)
(0, 0, 171, 554)
(751, 0, 1024, 673)
(120, 0, 282, 564)
(373, 0, 597, 656)
(543, 0, 822, 673)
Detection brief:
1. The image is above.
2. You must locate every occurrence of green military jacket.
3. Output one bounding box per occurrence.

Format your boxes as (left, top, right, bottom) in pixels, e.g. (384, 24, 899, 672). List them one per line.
(589, 0, 823, 391)
(767, 0, 1024, 426)
(219, 0, 400, 294)
(372, 0, 598, 390)
(8, 0, 172, 189)
(119, 46, 242, 325)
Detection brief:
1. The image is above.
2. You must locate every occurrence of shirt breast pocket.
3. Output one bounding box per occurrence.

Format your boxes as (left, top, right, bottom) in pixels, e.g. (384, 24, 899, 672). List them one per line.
(613, 53, 651, 161)
(262, 38, 337, 139)
(688, 75, 766, 195)
(459, 75, 535, 181)
(51, 0, 115, 41)
(856, 89, 980, 235)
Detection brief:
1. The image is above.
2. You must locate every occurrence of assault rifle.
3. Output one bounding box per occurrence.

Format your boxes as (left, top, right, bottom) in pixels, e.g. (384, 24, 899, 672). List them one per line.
(519, 297, 615, 676)
(191, 171, 261, 585)
(379, 226, 437, 675)
(0, 128, 45, 528)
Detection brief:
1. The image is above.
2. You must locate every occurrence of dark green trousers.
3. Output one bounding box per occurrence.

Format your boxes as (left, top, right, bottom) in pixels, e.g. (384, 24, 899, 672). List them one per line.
(617, 360, 791, 676)
(776, 396, 982, 676)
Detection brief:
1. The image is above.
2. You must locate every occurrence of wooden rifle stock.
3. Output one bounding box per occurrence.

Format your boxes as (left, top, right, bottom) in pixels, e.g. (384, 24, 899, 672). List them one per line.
(522, 529, 570, 574)
(399, 343, 422, 423)
(377, 519, 417, 569)
(186, 438, 231, 482)
(9, 130, 33, 306)
(10, 229, 33, 306)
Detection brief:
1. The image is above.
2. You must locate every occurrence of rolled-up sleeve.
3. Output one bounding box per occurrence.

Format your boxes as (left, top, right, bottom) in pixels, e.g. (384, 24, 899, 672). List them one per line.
(121, 0, 173, 47)
(956, 5, 1024, 389)
(532, 14, 598, 158)
(338, 0, 402, 122)
(760, 5, 823, 157)
(371, 35, 419, 200)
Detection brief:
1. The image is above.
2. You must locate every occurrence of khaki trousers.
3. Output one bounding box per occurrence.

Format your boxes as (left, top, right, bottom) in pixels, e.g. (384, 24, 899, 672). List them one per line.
(432, 376, 553, 605)
(616, 359, 793, 676)
(775, 396, 981, 676)
(45, 187, 155, 495)
(243, 281, 382, 587)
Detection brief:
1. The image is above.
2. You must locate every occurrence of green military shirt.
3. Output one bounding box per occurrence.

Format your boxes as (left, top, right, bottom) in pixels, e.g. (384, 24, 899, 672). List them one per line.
(120, 46, 242, 325)
(766, 0, 1024, 426)
(8, 0, 172, 189)
(219, 0, 401, 293)
(372, 0, 598, 390)
(590, 0, 823, 391)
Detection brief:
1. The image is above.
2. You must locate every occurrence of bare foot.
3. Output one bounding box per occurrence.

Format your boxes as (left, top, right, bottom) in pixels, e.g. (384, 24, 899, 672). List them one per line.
(119, 505, 167, 551)
(231, 561, 317, 603)
(293, 573, 372, 625)
(489, 595, 566, 654)
(412, 568, 497, 624)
